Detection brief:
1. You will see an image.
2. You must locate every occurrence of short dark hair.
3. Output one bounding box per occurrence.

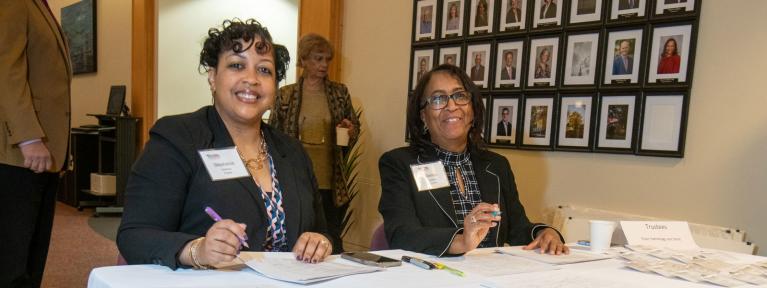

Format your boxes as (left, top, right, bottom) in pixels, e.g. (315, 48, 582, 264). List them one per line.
(407, 64, 486, 152)
(199, 18, 289, 82)
(502, 107, 510, 113)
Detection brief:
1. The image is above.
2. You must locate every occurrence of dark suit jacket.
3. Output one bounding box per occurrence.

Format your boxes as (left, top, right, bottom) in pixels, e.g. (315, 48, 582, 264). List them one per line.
(612, 55, 634, 75)
(619, 0, 640, 9)
(506, 7, 522, 23)
(379, 145, 555, 256)
(0, 0, 71, 172)
(541, 2, 557, 19)
(471, 64, 485, 81)
(117, 106, 329, 269)
(497, 121, 512, 136)
(500, 65, 516, 80)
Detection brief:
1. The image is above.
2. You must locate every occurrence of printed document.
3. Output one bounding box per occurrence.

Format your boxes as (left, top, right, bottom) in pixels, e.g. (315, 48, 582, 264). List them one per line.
(244, 253, 382, 284)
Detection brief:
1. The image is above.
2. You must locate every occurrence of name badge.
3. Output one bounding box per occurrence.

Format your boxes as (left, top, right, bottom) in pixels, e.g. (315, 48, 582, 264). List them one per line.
(410, 161, 450, 191)
(198, 147, 250, 181)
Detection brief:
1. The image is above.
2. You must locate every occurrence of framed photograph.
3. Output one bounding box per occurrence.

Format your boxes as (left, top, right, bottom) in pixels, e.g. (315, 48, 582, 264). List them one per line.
(469, 0, 495, 35)
(442, 0, 465, 38)
(61, 0, 97, 74)
(596, 94, 638, 152)
(609, 0, 646, 20)
(532, 0, 562, 29)
(647, 24, 693, 84)
(528, 37, 560, 88)
(495, 41, 524, 89)
(637, 93, 687, 157)
(522, 95, 555, 147)
(563, 32, 600, 86)
(415, 0, 438, 42)
(466, 43, 492, 88)
(439, 46, 463, 68)
(499, 0, 528, 32)
(603, 28, 644, 85)
(489, 96, 520, 145)
(556, 94, 595, 150)
(654, 0, 696, 17)
(569, 0, 603, 24)
(411, 49, 435, 90)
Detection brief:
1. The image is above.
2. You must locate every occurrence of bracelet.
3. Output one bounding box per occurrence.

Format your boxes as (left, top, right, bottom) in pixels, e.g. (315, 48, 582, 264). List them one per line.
(190, 237, 208, 270)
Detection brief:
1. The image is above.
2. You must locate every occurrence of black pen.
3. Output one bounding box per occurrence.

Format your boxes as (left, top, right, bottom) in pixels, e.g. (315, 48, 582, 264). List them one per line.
(401, 255, 436, 270)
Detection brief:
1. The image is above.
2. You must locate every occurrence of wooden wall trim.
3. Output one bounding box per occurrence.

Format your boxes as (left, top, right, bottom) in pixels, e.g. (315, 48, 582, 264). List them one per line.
(131, 0, 156, 146)
(298, 0, 344, 81)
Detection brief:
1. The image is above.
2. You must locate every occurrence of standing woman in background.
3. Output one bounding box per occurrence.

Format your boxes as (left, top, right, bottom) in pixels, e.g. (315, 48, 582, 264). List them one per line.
(270, 34, 359, 254)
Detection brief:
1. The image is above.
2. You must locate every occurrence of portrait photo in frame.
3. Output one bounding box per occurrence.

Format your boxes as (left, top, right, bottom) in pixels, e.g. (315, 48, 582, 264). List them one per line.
(415, 0, 438, 42)
(532, 0, 562, 29)
(500, 0, 528, 32)
(570, 0, 603, 24)
(528, 37, 560, 88)
(411, 49, 435, 90)
(647, 24, 692, 84)
(495, 41, 524, 89)
(469, 0, 495, 35)
(466, 43, 492, 88)
(603, 28, 643, 85)
(654, 0, 696, 17)
(489, 96, 520, 145)
(563, 32, 600, 86)
(522, 95, 555, 147)
(442, 0, 465, 38)
(61, 0, 97, 74)
(557, 94, 595, 150)
(638, 93, 687, 156)
(610, 0, 646, 20)
(439, 46, 463, 68)
(596, 94, 638, 152)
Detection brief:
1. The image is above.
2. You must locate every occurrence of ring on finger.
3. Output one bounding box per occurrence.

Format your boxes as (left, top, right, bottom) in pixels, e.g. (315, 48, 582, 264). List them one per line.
(471, 216, 477, 223)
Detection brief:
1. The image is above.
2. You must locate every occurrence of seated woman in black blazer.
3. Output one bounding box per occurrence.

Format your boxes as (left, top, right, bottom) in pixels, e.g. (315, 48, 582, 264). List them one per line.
(379, 64, 568, 256)
(117, 19, 332, 269)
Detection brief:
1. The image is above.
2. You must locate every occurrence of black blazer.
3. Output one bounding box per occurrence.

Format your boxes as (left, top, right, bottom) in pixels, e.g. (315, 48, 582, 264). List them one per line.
(117, 106, 329, 269)
(378, 145, 555, 256)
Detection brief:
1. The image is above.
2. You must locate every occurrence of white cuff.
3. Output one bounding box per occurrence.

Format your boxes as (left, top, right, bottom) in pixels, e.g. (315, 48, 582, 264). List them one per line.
(18, 138, 42, 147)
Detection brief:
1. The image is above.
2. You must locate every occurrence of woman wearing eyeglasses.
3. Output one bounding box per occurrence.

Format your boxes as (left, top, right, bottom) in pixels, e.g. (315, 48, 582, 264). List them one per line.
(378, 64, 568, 256)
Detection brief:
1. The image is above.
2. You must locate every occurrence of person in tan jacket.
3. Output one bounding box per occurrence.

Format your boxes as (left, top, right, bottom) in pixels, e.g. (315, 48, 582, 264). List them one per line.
(0, 0, 71, 286)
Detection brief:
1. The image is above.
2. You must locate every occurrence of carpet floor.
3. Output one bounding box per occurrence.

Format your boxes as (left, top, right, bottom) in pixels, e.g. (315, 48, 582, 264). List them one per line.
(41, 202, 120, 288)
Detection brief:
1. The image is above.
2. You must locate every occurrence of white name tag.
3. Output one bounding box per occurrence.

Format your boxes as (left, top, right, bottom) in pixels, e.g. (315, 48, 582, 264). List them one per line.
(621, 221, 699, 250)
(410, 161, 450, 191)
(198, 147, 250, 181)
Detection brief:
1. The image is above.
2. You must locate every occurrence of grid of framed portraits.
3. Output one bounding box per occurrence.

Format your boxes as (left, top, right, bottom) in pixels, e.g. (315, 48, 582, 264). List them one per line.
(409, 0, 700, 157)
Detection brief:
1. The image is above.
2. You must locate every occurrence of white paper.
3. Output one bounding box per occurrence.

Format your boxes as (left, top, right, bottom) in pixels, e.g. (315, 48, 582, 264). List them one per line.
(494, 246, 612, 265)
(410, 161, 450, 191)
(245, 252, 382, 284)
(432, 249, 558, 277)
(198, 147, 250, 181)
(621, 221, 699, 250)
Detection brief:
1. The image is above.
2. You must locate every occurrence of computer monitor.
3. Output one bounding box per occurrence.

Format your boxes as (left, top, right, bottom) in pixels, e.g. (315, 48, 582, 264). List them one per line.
(106, 85, 126, 116)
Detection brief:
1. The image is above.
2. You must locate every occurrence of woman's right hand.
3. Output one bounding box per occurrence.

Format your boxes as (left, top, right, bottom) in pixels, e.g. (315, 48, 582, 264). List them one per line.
(449, 203, 501, 254)
(182, 220, 248, 267)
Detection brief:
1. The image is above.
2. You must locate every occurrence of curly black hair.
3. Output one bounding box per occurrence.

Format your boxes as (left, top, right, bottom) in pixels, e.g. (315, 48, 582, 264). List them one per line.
(199, 18, 290, 82)
(407, 64, 486, 153)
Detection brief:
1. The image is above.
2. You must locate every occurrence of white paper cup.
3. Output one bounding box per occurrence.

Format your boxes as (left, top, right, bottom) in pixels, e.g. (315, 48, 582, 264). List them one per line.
(336, 127, 350, 146)
(589, 220, 616, 253)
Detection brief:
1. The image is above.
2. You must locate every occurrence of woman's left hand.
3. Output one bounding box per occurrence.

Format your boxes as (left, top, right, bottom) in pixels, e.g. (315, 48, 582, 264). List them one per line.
(292, 232, 332, 263)
(523, 228, 569, 255)
(337, 118, 356, 137)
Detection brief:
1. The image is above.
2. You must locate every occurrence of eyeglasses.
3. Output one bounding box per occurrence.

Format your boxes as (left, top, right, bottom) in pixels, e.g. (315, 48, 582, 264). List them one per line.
(421, 91, 471, 110)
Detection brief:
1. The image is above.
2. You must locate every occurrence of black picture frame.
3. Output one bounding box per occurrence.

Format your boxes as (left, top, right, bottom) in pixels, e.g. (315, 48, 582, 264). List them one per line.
(527, 35, 561, 89)
(410, 48, 436, 91)
(439, 45, 465, 68)
(520, 93, 557, 149)
(494, 39, 525, 90)
(498, 0, 531, 34)
(442, 0, 467, 39)
(645, 22, 696, 87)
(555, 93, 597, 151)
(567, 0, 605, 27)
(594, 92, 640, 154)
(468, 0, 496, 36)
(488, 94, 522, 147)
(465, 42, 493, 89)
(414, 0, 439, 43)
(651, 0, 699, 19)
(561, 30, 602, 88)
(61, 0, 97, 75)
(607, 0, 648, 23)
(531, 0, 564, 31)
(602, 27, 646, 88)
(106, 85, 127, 116)
(636, 92, 689, 157)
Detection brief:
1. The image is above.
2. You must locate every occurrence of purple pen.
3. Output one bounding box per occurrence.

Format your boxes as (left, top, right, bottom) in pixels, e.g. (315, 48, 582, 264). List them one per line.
(204, 206, 250, 249)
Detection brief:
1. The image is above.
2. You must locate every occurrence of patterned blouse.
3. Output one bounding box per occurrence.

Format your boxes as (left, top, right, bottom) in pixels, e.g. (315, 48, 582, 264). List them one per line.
(435, 146, 495, 248)
(260, 150, 288, 252)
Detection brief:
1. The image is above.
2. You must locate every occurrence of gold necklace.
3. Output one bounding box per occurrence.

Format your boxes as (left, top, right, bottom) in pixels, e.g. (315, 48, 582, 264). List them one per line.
(238, 132, 268, 171)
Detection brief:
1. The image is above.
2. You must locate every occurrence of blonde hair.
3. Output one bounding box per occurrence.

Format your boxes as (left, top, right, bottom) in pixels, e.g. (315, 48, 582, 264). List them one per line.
(297, 33, 334, 67)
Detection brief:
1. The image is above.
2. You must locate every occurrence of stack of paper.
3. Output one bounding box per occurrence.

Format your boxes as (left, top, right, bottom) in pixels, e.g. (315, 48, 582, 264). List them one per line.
(494, 246, 612, 265)
(244, 253, 382, 284)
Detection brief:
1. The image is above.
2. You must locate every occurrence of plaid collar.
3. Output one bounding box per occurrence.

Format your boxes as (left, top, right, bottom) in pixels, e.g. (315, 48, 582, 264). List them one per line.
(434, 145, 471, 167)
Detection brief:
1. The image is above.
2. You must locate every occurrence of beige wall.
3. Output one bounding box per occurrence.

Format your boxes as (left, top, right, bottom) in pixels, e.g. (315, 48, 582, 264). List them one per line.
(156, 0, 299, 119)
(341, 0, 767, 254)
(49, 0, 133, 127)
